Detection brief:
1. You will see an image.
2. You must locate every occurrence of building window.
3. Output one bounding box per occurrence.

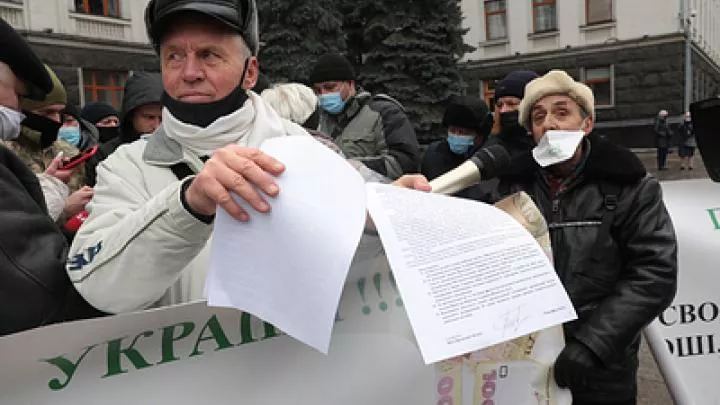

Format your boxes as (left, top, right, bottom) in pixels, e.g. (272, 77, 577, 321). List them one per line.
(484, 0, 507, 40)
(481, 79, 498, 108)
(75, 0, 121, 18)
(533, 0, 557, 33)
(586, 0, 613, 25)
(83, 69, 127, 110)
(581, 66, 614, 108)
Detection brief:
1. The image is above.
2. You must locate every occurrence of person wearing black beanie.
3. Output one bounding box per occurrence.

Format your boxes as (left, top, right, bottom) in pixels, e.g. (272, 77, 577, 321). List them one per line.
(81, 102, 120, 144)
(485, 70, 539, 159)
(421, 95, 494, 198)
(308, 53, 420, 179)
(81, 102, 119, 128)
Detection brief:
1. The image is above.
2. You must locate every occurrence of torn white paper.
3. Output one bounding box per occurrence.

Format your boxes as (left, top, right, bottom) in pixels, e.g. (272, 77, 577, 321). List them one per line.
(366, 184, 576, 364)
(207, 136, 367, 354)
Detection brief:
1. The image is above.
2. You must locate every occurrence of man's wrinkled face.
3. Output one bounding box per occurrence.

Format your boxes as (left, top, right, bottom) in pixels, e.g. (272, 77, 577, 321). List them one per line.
(529, 94, 592, 144)
(313, 81, 355, 101)
(132, 103, 163, 134)
(160, 17, 258, 103)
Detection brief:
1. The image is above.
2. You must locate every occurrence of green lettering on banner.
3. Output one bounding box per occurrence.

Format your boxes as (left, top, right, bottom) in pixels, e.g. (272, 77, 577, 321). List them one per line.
(239, 312, 256, 344)
(263, 321, 281, 340)
(103, 331, 154, 378)
(709, 208, 720, 230)
(158, 322, 195, 365)
(190, 315, 233, 357)
(42, 345, 97, 391)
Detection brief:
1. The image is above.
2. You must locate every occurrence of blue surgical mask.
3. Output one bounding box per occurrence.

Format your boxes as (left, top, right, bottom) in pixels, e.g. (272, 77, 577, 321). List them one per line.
(447, 133, 475, 155)
(318, 92, 346, 115)
(58, 126, 81, 147)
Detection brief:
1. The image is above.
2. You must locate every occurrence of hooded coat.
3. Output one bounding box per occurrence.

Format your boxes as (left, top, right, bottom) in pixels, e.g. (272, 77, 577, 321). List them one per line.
(85, 72, 163, 186)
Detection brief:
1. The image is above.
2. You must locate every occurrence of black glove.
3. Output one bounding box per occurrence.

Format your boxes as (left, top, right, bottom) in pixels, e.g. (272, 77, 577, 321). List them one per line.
(553, 340, 602, 390)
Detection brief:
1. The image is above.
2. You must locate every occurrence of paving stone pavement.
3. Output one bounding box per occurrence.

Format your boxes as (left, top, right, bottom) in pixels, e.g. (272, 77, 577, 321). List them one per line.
(636, 149, 709, 181)
(638, 335, 675, 405)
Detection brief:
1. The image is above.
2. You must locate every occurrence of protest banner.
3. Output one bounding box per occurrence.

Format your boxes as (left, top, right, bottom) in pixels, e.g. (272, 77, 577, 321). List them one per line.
(645, 179, 720, 405)
(0, 192, 569, 404)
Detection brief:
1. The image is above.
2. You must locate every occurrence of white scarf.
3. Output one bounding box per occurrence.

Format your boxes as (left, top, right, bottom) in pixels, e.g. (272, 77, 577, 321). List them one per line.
(163, 91, 293, 155)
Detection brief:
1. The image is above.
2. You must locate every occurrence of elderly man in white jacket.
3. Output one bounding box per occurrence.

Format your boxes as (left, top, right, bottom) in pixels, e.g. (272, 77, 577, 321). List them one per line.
(67, 0, 314, 313)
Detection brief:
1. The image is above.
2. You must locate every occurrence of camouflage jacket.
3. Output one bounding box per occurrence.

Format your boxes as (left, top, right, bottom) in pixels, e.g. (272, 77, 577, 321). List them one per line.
(1, 136, 85, 193)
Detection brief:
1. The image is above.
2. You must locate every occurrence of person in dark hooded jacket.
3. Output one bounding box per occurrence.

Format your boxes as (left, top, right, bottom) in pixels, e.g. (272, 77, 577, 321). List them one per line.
(85, 71, 163, 185)
(81, 101, 120, 143)
(420, 95, 493, 199)
(484, 70, 539, 160)
(61, 104, 99, 152)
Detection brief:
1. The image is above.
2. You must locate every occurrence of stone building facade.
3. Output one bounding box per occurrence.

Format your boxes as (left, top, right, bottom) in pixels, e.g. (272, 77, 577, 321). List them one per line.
(1, 0, 157, 110)
(460, 0, 720, 147)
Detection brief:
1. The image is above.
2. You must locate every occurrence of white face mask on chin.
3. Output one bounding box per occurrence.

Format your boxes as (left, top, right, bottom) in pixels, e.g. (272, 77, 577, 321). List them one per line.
(0, 106, 25, 141)
(532, 129, 585, 168)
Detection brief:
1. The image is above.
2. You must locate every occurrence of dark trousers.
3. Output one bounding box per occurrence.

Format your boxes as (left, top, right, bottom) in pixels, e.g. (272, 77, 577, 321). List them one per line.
(657, 147, 669, 169)
(573, 399, 635, 405)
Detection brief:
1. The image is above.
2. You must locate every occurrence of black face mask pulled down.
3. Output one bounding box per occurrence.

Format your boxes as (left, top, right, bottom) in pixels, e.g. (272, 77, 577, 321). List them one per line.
(498, 111, 534, 151)
(20, 111, 62, 149)
(97, 126, 120, 143)
(162, 59, 251, 128)
(162, 84, 249, 128)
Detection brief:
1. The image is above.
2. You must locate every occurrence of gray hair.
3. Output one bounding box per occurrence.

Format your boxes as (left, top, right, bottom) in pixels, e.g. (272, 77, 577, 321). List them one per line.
(234, 35, 252, 60)
(261, 83, 318, 125)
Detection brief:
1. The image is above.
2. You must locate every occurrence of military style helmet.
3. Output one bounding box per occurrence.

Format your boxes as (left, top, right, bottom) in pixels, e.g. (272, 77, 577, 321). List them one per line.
(145, 0, 259, 56)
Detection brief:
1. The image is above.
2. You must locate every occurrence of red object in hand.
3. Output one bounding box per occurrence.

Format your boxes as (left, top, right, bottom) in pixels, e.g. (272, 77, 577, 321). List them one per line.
(64, 210, 89, 232)
(62, 146, 98, 170)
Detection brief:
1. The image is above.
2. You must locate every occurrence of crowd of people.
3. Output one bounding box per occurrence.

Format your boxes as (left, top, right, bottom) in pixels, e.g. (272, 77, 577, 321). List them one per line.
(0, 0, 678, 404)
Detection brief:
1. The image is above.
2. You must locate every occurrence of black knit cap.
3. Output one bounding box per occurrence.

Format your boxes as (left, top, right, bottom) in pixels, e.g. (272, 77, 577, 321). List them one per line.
(81, 102, 118, 125)
(494, 70, 539, 101)
(309, 54, 356, 84)
(443, 95, 493, 136)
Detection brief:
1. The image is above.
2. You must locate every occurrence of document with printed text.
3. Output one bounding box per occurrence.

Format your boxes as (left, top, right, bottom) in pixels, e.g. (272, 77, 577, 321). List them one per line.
(366, 184, 576, 364)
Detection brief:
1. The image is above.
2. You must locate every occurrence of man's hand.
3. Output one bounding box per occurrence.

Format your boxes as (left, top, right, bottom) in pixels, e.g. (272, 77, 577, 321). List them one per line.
(64, 186, 94, 217)
(45, 152, 76, 184)
(184, 145, 285, 222)
(392, 174, 432, 192)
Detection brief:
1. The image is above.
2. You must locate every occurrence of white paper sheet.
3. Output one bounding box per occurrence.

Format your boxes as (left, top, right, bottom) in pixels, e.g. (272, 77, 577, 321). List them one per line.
(366, 184, 577, 364)
(207, 136, 367, 354)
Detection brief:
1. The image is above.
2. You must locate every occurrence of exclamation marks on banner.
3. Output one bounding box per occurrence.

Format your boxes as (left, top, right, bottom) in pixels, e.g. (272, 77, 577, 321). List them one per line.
(389, 272, 403, 308)
(373, 272, 388, 312)
(358, 277, 372, 315)
(357, 272, 403, 315)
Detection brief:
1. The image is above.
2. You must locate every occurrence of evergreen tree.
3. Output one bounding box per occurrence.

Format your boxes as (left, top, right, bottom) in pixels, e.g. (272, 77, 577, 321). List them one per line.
(341, 0, 472, 143)
(258, 0, 346, 83)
